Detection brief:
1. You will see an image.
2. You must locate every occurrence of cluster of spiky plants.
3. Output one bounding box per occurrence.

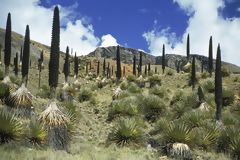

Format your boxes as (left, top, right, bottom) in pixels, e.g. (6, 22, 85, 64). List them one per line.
(39, 101, 70, 150)
(140, 94, 166, 122)
(108, 118, 144, 147)
(28, 118, 47, 146)
(0, 109, 23, 143)
(78, 87, 93, 102)
(148, 74, 161, 87)
(108, 97, 139, 121)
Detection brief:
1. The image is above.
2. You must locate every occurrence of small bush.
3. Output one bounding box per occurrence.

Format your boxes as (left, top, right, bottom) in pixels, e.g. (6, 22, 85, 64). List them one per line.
(180, 111, 206, 129)
(195, 121, 220, 150)
(0, 83, 10, 100)
(36, 85, 50, 99)
(141, 94, 166, 122)
(0, 70, 4, 80)
(149, 74, 161, 87)
(0, 109, 24, 143)
(126, 75, 136, 82)
(28, 119, 47, 146)
(162, 122, 195, 145)
(221, 66, 230, 77)
(108, 118, 144, 147)
(78, 88, 93, 102)
(201, 72, 209, 79)
(120, 80, 128, 90)
(127, 82, 141, 94)
(108, 97, 139, 121)
(222, 88, 234, 106)
(202, 79, 215, 93)
(149, 85, 168, 98)
(166, 69, 174, 76)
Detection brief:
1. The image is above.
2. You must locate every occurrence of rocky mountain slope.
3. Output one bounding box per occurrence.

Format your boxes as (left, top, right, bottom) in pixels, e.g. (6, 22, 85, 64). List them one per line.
(1, 28, 240, 73)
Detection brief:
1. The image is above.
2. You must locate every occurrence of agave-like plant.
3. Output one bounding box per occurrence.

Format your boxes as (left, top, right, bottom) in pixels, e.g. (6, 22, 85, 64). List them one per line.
(0, 109, 23, 143)
(108, 97, 139, 121)
(195, 122, 220, 150)
(108, 118, 144, 147)
(141, 94, 166, 122)
(28, 118, 47, 146)
(39, 101, 70, 150)
(162, 122, 195, 146)
(6, 83, 33, 114)
(230, 132, 240, 159)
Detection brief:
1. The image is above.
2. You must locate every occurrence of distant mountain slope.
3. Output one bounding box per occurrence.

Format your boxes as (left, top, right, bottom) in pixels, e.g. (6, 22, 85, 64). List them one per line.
(0, 28, 239, 73)
(88, 46, 240, 73)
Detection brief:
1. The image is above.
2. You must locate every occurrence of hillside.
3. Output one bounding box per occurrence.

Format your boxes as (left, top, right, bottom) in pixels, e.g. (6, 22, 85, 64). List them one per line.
(0, 28, 240, 160)
(0, 28, 239, 74)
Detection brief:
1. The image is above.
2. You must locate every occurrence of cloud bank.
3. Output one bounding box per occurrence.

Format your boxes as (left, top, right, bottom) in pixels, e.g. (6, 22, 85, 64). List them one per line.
(143, 0, 240, 66)
(0, 0, 117, 55)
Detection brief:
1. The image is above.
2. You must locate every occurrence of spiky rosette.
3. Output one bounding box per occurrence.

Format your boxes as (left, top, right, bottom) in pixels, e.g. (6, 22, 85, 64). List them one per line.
(39, 101, 69, 127)
(39, 101, 70, 150)
(112, 86, 123, 100)
(136, 75, 145, 88)
(6, 84, 33, 111)
(0, 108, 24, 143)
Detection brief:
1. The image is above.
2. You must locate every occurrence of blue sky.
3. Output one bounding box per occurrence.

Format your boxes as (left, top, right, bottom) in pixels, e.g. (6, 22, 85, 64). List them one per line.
(0, 0, 240, 65)
(39, 0, 239, 52)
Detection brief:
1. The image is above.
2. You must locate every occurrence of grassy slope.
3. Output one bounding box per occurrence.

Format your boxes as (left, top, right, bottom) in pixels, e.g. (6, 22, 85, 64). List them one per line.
(0, 56, 239, 160)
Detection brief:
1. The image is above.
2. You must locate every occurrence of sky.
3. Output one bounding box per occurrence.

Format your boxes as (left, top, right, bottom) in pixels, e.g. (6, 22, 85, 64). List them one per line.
(0, 0, 240, 66)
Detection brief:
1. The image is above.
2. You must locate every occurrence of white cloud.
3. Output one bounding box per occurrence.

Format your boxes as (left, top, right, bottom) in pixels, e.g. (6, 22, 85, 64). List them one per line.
(237, 8, 240, 12)
(143, 0, 240, 66)
(0, 0, 118, 56)
(100, 34, 118, 47)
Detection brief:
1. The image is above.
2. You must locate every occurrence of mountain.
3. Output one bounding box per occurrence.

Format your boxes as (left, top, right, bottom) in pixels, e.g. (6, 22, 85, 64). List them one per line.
(88, 46, 240, 73)
(0, 28, 240, 73)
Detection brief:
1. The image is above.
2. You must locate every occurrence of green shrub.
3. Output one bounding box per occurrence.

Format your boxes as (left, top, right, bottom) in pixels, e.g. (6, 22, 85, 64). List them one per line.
(195, 123, 220, 150)
(78, 88, 93, 102)
(149, 85, 168, 98)
(170, 90, 184, 105)
(162, 122, 195, 145)
(28, 119, 47, 146)
(63, 101, 78, 118)
(141, 94, 166, 122)
(166, 69, 174, 76)
(120, 80, 128, 90)
(230, 131, 240, 159)
(108, 118, 144, 147)
(36, 85, 50, 99)
(0, 83, 10, 100)
(0, 70, 4, 80)
(221, 66, 230, 77)
(108, 97, 139, 121)
(151, 118, 169, 135)
(202, 79, 215, 93)
(126, 75, 136, 82)
(180, 111, 206, 128)
(201, 72, 210, 79)
(149, 74, 161, 87)
(127, 82, 141, 94)
(9, 76, 21, 86)
(222, 88, 234, 106)
(0, 109, 24, 143)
